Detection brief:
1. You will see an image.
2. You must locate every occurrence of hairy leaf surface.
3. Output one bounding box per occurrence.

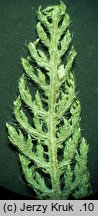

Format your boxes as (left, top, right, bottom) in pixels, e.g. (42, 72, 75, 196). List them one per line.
(6, 2, 91, 199)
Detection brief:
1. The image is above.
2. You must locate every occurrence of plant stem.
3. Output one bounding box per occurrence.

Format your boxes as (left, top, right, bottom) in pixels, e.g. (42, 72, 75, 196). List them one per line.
(48, 15, 60, 199)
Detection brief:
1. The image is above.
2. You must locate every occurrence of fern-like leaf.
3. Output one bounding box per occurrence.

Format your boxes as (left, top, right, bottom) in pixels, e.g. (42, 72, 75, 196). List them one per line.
(6, 2, 92, 199)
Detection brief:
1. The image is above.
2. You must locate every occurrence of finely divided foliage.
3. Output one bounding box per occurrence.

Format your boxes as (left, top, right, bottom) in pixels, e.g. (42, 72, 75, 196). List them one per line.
(6, 2, 91, 199)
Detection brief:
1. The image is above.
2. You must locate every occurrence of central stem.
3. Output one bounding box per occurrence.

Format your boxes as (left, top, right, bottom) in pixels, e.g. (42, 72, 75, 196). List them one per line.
(48, 14, 61, 198)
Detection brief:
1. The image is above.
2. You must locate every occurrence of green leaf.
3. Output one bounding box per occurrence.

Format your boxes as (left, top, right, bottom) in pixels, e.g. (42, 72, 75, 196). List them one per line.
(37, 22, 50, 47)
(6, 2, 91, 199)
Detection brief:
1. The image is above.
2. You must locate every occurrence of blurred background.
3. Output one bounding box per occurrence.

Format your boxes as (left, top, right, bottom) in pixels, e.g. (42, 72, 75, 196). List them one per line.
(0, 0, 98, 199)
